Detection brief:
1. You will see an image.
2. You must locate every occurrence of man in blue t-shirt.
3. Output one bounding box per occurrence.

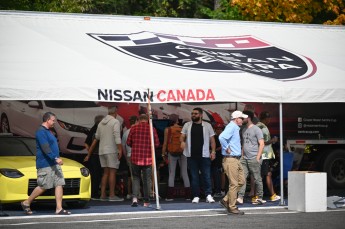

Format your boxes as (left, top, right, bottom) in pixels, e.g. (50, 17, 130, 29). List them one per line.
(21, 112, 70, 215)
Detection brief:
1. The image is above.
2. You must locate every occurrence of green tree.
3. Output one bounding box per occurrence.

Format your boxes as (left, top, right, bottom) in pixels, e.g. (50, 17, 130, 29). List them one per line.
(1, 0, 344, 24)
(230, 0, 345, 25)
(199, 0, 242, 20)
(0, 0, 93, 13)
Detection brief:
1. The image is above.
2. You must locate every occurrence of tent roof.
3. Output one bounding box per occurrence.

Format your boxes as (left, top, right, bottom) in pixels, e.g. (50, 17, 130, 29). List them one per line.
(1, 11, 345, 103)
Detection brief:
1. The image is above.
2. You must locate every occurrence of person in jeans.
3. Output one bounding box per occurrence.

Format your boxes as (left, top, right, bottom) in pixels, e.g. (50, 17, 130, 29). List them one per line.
(126, 114, 160, 207)
(219, 110, 247, 215)
(211, 123, 225, 198)
(180, 107, 216, 204)
(83, 115, 104, 199)
(121, 115, 138, 200)
(237, 110, 265, 205)
(162, 114, 191, 201)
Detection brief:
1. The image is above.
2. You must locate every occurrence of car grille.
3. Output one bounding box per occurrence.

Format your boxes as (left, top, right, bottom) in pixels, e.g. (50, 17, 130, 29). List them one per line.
(28, 178, 81, 196)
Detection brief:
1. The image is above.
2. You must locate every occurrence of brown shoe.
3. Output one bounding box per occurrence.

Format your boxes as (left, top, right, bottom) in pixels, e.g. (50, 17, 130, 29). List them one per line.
(228, 208, 245, 215)
(219, 199, 229, 211)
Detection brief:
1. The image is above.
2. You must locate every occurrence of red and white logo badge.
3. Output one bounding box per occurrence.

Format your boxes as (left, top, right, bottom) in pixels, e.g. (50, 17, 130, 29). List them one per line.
(88, 32, 316, 81)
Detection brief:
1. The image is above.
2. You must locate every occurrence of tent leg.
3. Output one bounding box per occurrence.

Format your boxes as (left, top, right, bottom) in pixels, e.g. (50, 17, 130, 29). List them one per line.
(279, 103, 286, 206)
(147, 89, 161, 210)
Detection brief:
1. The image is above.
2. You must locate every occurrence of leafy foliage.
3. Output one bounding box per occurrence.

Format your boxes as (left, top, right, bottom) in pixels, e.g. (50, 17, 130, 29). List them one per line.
(0, 0, 344, 24)
(0, 0, 93, 13)
(231, 0, 345, 25)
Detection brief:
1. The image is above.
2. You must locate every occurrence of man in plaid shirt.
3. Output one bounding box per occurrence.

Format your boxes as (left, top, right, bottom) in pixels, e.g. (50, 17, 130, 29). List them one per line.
(127, 114, 160, 207)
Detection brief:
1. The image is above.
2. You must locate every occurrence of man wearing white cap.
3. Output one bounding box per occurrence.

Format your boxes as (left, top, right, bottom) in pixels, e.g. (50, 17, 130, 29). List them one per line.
(218, 110, 247, 215)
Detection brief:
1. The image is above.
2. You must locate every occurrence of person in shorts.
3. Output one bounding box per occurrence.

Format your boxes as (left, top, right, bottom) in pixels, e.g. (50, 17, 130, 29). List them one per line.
(21, 112, 71, 215)
(88, 106, 124, 201)
(257, 111, 280, 201)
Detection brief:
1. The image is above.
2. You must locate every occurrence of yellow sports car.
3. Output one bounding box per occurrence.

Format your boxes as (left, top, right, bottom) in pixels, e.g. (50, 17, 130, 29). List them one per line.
(0, 135, 91, 208)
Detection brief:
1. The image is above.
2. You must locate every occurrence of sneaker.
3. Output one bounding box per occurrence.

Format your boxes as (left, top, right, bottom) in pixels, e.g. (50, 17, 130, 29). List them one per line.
(270, 194, 281, 202)
(131, 201, 138, 207)
(143, 202, 151, 208)
(228, 208, 245, 215)
(206, 195, 215, 203)
(213, 192, 223, 198)
(126, 194, 132, 200)
(100, 197, 108, 201)
(192, 197, 200, 203)
(108, 196, 124, 202)
(252, 198, 266, 205)
(251, 195, 258, 203)
(236, 197, 243, 205)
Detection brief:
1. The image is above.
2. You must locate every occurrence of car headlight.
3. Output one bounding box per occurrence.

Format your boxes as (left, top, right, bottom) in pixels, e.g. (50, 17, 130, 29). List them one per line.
(80, 167, 90, 177)
(57, 119, 90, 135)
(0, 168, 24, 178)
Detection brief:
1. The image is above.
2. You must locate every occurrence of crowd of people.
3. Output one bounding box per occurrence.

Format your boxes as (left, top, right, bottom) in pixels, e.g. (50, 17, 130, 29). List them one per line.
(23, 105, 281, 216)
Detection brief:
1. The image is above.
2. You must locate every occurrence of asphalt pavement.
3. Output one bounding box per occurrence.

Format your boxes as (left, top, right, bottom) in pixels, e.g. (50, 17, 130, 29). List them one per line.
(1, 193, 345, 228)
(1, 196, 286, 217)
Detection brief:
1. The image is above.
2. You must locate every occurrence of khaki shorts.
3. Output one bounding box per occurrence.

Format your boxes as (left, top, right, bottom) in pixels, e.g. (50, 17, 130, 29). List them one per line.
(99, 153, 120, 169)
(37, 165, 65, 189)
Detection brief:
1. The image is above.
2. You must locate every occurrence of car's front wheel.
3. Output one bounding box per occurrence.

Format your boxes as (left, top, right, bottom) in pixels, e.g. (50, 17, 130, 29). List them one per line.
(0, 114, 10, 133)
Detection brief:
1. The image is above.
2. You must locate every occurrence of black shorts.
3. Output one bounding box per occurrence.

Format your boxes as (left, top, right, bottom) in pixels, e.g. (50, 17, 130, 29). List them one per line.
(261, 159, 274, 176)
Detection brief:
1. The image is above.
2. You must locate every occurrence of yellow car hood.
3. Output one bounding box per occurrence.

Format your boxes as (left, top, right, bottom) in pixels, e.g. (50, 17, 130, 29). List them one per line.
(0, 156, 85, 173)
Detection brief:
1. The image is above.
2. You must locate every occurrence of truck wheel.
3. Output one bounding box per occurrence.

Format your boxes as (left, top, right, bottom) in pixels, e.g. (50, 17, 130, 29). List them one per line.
(323, 149, 345, 189)
(0, 114, 11, 133)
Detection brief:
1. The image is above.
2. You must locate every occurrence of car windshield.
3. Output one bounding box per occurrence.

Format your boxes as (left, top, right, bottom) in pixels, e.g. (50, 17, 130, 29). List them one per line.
(44, 101, 99, 108)
(0, 138, 36, 156)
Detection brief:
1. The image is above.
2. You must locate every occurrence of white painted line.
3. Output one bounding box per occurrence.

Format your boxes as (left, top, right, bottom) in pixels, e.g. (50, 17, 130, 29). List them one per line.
(3, 208, 345, 227)
(0, 206, 285, 220)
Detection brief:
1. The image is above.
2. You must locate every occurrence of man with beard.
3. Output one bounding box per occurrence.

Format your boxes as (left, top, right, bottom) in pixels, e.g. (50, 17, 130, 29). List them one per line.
(180, 107, 216, 204)
(237, 110, 265, 205)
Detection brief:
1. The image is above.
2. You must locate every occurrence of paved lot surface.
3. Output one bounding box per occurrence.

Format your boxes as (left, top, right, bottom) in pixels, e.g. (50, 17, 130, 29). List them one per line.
(1, 196, 286, 216)
(1, 197, 345, 229)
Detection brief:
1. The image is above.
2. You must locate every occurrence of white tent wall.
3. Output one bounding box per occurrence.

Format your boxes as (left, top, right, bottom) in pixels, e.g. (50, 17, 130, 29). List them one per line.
(1, 11, 345, 103)
(1, 11, 345, 207)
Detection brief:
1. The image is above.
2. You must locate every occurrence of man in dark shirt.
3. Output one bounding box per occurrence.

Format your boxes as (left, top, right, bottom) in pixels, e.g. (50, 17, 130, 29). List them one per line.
(180, 107, 216, 204)
(83, 115, 104, 199)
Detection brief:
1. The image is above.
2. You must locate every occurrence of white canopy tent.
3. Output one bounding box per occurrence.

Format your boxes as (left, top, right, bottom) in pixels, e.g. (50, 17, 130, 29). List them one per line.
(1, 11, 345, 208)
(1, 11, 345, 103)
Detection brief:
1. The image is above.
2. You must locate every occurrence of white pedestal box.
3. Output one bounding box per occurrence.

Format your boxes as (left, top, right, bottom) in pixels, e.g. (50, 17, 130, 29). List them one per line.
(288, 171, 327, 212)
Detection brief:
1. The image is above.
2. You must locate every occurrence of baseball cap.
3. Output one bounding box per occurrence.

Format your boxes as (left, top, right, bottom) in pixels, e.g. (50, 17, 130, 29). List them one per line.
(231, 110, 248, 119)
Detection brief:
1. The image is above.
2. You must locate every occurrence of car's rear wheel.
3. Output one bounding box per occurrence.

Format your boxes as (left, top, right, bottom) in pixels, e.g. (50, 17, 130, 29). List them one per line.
(0, 114, 10, 133)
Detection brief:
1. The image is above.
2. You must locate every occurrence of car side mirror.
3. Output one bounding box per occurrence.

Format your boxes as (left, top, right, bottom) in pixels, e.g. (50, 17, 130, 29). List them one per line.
(27, 101, 41, 109)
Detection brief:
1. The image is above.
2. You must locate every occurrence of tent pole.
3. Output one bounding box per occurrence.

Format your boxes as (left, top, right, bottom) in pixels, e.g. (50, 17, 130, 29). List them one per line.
(279, 103, 285, 205)
(147, 89, 161, 210)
